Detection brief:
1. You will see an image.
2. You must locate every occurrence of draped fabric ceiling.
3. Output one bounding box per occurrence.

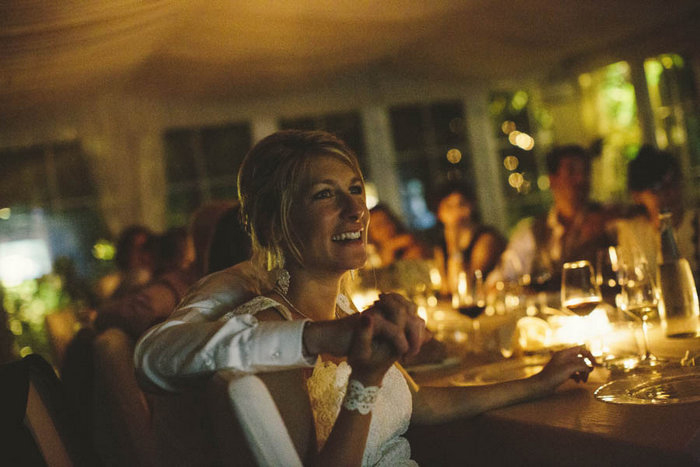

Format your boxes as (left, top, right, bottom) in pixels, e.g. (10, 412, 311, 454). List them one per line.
(2, 0, 699, 116)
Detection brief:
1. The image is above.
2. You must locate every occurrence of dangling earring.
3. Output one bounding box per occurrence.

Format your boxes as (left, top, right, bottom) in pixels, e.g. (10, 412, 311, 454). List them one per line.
(273, 250, 290, 294)
(274, 268, 290, 295)
(350, 269, 357, 281)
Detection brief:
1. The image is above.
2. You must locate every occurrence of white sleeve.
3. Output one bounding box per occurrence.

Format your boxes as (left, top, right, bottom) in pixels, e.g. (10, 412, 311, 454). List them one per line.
(133, 263, 315, 393)
(135, 315, 314, 392)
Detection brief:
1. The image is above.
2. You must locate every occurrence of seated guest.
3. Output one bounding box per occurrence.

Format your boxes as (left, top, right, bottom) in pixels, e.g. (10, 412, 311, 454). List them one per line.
(97, 225, 155, 301)
(367, 203, 430, 267)
(95, 202, 251, 341)
(136, 130, 595, 465)
(489, 144, 615, 291)
(617, 145, 699, 276)
(431, 181, 506, 295)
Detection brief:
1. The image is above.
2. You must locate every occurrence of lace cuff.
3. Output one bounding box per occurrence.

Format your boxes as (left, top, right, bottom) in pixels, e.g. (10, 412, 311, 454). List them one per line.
(342, 379, 380, 415)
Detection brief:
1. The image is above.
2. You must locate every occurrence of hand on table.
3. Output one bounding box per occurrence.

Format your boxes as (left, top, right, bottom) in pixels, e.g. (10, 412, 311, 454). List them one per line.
(534, 345, 597, 392)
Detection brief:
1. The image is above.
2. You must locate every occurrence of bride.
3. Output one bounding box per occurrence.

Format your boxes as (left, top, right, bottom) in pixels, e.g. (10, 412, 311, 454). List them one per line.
(136, 130, 595, 466)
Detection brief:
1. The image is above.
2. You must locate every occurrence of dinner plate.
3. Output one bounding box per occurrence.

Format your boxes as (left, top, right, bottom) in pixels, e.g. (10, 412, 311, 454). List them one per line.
(451, 355, 550, 386)
(594, 366, 700, 405)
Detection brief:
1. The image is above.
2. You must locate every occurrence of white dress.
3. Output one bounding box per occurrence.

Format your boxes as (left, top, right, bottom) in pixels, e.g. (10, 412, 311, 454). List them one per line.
(232, 295, 417, 466)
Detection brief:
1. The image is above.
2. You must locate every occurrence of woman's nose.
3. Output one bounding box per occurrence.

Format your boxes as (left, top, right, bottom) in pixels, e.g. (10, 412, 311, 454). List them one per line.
(341, 193, 366, 221)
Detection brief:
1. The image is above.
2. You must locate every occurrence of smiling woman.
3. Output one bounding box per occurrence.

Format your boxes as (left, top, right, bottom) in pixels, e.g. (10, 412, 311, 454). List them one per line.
(135, 130, 597, 467)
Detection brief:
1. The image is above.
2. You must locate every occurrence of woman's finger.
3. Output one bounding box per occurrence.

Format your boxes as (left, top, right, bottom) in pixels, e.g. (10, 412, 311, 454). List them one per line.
(403, 314, 428, 357)
(366, 311, 410, 356)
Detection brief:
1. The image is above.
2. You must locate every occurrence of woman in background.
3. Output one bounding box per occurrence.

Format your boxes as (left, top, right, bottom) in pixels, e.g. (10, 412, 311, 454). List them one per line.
(431, 181, 506, 295)
(367, 204, 430, 267)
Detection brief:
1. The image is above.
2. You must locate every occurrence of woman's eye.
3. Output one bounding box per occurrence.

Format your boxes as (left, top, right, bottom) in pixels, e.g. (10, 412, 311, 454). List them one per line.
(313, 189, 332, 200)
(349, 185, 363, 195)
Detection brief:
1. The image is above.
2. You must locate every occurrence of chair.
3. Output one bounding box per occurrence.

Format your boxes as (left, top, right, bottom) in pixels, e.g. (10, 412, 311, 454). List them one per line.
(92, 328, 159, 467)
(0, 354, 100, 467)
(205, 371, 303, 467)
(144, 370, 303, 467)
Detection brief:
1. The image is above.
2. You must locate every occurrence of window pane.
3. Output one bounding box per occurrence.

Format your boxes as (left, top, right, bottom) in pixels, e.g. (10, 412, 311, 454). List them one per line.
(645, 53, 700, 179)
(164, 129, 198, 184)
(0, 146, 50, 208)
(389, 105, 424, 151)
(430, 101, 465, 146)
(489, 90, 541, 200)
(389, 100, 469, 229)
(201, 123, 251, 180)
(167, 187, 201, 227)
(53, 142, 96, 200)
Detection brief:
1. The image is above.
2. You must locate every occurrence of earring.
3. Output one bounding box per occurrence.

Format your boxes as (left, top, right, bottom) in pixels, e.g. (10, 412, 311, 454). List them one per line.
(274, 268, 290, 295)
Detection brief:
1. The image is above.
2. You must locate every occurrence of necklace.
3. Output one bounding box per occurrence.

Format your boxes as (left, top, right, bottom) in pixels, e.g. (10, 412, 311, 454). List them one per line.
(273, 285, 315, 321)
(273, 285, 344, 321)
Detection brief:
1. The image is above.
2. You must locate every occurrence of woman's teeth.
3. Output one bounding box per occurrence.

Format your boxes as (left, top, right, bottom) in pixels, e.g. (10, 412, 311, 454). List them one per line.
(332, 231, 361, 241)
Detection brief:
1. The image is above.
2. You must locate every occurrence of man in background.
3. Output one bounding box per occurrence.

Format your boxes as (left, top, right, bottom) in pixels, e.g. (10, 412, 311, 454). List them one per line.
(488, 144, 615, 291)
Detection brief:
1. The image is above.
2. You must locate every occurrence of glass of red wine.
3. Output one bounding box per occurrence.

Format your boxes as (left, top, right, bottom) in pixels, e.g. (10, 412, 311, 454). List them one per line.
(452, 269, 486, 351)
(561, 260, 602, 316)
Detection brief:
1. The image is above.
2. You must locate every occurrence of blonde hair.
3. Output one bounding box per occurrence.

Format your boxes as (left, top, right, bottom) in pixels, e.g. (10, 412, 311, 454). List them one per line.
(237, 130, 363, 271)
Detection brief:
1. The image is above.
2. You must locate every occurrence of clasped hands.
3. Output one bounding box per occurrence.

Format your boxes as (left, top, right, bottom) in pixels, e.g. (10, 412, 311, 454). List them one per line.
(303, 293, 429, 383)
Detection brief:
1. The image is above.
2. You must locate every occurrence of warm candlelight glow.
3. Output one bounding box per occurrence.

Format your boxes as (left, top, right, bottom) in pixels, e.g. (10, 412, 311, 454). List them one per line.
(429, 267, 442, 289)
(351, 289, 380, 311)
(515, 308, 614, 356)
(417, 306, 428, 324)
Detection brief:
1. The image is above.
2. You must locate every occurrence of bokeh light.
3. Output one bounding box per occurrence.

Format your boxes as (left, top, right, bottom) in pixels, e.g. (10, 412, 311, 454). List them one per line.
(92, 239, 116, 261)
(508, 172, 524, 189)
(364, 182, 379, 210)
(501, 120, 516, 134)
(446, 148, 462, 164)
(503, 155, 519, 171)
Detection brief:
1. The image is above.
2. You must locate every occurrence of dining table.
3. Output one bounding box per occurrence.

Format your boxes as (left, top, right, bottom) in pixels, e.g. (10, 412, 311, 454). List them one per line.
(404, 312, 700, 466)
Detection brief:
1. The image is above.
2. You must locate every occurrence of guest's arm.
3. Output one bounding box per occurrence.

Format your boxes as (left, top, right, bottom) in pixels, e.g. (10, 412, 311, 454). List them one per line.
(410, 346, 595, 425)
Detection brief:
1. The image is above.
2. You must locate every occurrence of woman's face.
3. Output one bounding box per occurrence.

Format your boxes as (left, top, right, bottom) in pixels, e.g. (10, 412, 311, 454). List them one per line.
(291, 155, 368, 273)
(437, 192, 473, 226)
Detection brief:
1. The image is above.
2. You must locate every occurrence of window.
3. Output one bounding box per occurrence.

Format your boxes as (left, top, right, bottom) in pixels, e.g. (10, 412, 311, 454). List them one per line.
(164, 123, 252, 226)
(645, 53, 700, 192)
(279, 111, 368, 173)
(489, 90, 551, 224)
(0, 141, 108, 279)
(388, 100, 467, 229)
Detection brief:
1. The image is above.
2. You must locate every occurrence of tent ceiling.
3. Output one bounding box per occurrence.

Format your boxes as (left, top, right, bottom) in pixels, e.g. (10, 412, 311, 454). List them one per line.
(1, 0, 699, 114)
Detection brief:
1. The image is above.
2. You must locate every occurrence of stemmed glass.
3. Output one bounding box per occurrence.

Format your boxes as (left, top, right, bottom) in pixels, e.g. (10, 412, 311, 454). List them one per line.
(561, 260, 603, 316)
(452, 269, 486, 351)
(617, 259, 665, 366)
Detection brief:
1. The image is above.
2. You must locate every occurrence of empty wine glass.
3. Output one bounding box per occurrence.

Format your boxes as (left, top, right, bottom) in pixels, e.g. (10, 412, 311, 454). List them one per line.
(617, 259, 666, 366)
(561, 260, 603, 316)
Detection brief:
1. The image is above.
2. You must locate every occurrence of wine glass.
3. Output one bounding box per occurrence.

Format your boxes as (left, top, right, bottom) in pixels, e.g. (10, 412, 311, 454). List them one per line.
(617, 259, 665, 366)
(452, 269, 486, 351)
(561, 260, 603, 316)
